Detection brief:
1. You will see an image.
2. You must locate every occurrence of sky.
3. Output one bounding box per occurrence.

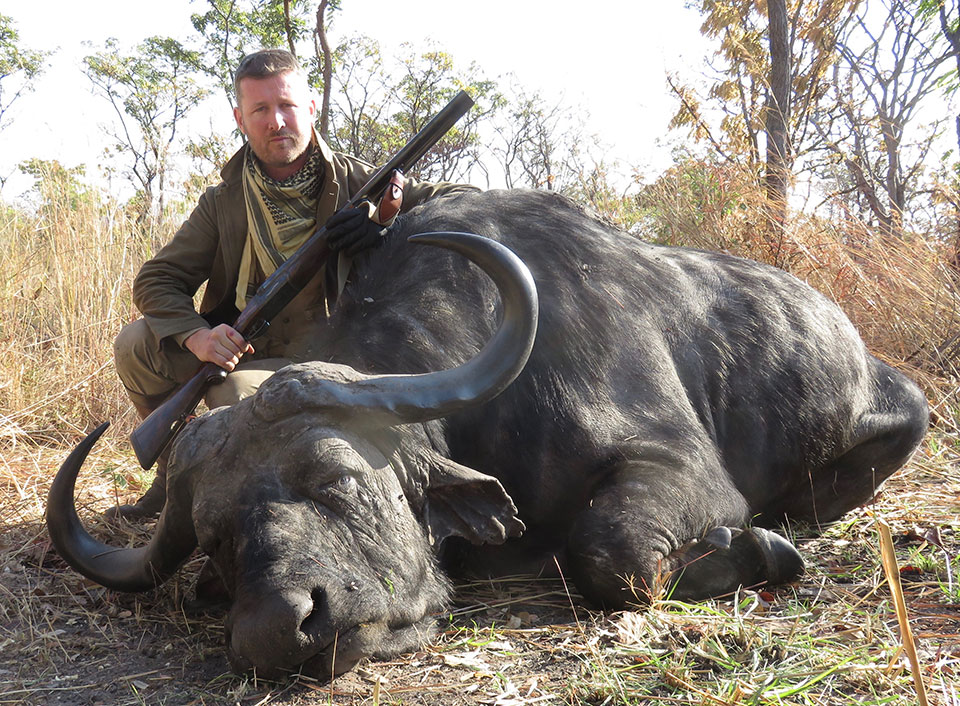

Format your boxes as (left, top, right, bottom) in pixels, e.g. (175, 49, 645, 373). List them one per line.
(0, 0, 713, 201)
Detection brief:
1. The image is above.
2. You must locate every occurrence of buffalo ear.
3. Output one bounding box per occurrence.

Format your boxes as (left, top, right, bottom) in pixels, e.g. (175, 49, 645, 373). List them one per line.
(421, 452, 525, 547)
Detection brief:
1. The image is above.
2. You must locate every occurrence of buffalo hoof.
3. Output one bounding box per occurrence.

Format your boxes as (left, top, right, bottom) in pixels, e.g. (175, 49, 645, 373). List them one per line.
(745, 526, 805, 585)
(104, 475, 166, 520)
(667, 526, 804, 600)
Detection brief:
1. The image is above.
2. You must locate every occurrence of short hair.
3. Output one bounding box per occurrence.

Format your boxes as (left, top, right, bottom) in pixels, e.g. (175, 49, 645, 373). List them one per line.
(234, 49, 302, 104)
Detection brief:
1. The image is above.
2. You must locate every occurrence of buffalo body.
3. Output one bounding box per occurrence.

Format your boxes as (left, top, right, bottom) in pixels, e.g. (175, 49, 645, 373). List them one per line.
(49, 189, 928, 677)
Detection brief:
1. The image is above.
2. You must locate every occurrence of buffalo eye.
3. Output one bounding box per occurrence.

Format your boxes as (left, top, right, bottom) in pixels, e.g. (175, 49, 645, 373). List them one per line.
(306, 470, 358, 501)
(333, 474, 357, 493)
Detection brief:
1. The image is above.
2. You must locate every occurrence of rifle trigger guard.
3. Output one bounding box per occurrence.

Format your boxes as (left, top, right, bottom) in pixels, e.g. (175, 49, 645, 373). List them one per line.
(246, 319, 270, 341)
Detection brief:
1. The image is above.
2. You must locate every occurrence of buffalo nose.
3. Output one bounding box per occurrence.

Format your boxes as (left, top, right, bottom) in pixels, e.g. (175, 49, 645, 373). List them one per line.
(229, 589, 318, 672)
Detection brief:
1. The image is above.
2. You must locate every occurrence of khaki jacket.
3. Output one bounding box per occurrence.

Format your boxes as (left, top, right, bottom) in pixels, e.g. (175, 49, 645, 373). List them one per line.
(133, 139, 477, 345)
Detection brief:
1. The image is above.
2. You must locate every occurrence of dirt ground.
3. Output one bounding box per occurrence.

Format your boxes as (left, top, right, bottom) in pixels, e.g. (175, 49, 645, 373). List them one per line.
(1, 435, 958, 706)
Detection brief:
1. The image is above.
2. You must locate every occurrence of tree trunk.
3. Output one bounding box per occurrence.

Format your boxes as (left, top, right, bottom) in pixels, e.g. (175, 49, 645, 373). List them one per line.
(283, 0, 297, 56)
(765, 0, 792, 247)
(880, 114, 905, 236)
(314, 0, 332, 142)
(940, 1, 960, 265)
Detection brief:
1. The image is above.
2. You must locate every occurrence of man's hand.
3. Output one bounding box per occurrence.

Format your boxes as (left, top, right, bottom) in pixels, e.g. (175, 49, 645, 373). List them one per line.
(325, 205, 389, 257)
(184, 324, 254, 371)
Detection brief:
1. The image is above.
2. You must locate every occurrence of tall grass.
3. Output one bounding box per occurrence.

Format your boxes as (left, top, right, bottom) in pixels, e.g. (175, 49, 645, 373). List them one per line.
(0, 162, 173, 445)
(3, 157, 959, 447)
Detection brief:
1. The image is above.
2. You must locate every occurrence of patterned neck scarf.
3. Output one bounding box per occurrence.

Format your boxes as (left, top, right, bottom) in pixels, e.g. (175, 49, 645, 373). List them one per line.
(235, 144, 325, 309)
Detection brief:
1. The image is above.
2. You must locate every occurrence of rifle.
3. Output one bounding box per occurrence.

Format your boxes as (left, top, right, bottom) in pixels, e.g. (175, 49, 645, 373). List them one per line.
(130, 90, 475, 469)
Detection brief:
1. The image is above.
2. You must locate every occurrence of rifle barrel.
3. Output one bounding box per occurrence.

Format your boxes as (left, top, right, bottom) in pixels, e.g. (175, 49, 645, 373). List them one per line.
(351, 90, 474, 207)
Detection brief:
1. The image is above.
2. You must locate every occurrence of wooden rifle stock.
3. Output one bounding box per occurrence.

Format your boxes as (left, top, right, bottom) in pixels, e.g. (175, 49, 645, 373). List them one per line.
(129, 90, 475, 469)
(129, 363, 226, 468)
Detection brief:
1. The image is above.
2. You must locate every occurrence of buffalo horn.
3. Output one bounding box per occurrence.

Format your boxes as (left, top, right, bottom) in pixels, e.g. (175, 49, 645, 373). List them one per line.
(46, 422, 198, 592)
(261, 232, 539, 426)
(341, 232, 537, 424)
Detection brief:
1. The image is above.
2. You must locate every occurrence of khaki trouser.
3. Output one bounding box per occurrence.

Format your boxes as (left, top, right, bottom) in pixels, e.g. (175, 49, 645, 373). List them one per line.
(114, 269, 332, 410)
(116, 255, 337, 411)
(113, 318, 295, 410)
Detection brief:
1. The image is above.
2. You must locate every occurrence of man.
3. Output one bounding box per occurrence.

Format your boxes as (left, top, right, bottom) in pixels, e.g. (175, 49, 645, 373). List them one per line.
(111, 48, 477, 518)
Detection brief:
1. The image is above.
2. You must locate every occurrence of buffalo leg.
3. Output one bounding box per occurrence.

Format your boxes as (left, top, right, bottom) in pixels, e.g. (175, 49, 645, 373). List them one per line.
(774, 424, 926, 526)
(566, 461, 801, 608)
(767, 372, 928, 526)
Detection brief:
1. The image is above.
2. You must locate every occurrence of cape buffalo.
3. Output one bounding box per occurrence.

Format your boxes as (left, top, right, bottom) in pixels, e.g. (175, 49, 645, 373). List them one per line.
(48, 189, 928, 679)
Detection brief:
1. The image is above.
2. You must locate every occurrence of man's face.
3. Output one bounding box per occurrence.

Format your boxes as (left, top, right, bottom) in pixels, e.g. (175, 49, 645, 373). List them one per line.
(234, 70, 316, 180)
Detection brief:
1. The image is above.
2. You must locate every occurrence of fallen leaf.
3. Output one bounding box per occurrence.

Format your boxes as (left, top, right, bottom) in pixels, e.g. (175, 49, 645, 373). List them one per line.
(443, 650, 493, 671)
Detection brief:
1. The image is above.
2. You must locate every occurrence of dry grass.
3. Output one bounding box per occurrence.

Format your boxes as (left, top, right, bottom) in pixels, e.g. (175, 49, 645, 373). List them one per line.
(1, 162, 160, 447)
(1, 438, 958, 705)
(1, 164, 959, 704)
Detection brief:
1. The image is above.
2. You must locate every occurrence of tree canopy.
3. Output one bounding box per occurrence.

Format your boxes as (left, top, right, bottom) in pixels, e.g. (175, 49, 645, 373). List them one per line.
(0, 15, 48, 137)
(2, 0, 957, 244)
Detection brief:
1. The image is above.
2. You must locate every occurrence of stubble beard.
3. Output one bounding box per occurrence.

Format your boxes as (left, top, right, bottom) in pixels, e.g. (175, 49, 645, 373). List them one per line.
(254, 132, 312, 174)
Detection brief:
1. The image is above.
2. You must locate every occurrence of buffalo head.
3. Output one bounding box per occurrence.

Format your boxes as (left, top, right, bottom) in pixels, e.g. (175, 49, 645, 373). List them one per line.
(47, 232, 537, 678)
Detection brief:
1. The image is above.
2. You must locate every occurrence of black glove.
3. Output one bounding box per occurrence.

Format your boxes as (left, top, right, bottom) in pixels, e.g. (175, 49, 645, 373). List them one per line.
(325, 206, 389, 257)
